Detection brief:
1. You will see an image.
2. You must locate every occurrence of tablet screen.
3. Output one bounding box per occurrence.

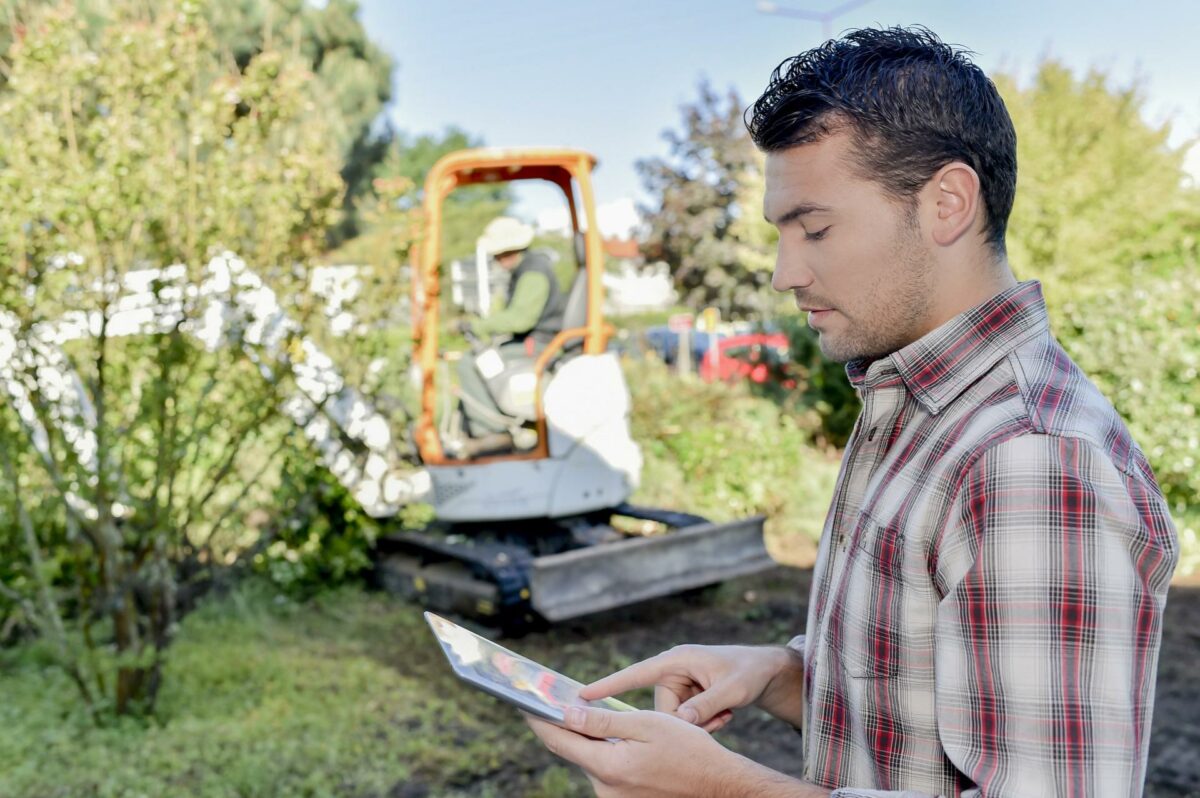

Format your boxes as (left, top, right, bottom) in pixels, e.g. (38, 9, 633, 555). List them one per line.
(425, 611, 636, 724)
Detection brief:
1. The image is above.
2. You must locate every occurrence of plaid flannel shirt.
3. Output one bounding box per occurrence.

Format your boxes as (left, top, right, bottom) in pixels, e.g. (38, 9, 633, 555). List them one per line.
(792, 280, 1178, 797)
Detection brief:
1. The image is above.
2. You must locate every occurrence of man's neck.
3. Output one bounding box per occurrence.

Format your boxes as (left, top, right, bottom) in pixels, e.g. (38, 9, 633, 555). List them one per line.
(919, 258, 1018, 341)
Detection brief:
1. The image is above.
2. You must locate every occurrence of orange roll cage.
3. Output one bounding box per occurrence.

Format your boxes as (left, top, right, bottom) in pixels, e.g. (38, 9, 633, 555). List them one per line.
(411, 148, 611, 466)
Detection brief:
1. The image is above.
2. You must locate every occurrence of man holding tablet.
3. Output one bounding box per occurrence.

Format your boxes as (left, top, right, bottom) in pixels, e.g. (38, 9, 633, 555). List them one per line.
(523, 26, 1178, 797)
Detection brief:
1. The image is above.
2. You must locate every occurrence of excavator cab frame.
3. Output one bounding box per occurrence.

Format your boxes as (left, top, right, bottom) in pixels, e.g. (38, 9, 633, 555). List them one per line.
(411, 148, 610, 466)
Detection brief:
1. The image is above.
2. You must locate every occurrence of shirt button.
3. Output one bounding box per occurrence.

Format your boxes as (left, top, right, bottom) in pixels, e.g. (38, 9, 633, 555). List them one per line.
(867, 426, 878, 442)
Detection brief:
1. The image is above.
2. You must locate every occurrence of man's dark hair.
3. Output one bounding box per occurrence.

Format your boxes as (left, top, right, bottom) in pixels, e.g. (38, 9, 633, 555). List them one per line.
(747, 26, 1017, 255)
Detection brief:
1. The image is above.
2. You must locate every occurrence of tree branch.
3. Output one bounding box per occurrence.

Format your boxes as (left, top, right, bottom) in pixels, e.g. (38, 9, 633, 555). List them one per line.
(197, 421, 300, 559)
(178, 398, 280, 544)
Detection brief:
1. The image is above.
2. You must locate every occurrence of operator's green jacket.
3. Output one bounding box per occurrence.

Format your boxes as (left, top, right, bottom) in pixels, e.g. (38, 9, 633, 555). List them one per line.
(469, 249, 576, 343)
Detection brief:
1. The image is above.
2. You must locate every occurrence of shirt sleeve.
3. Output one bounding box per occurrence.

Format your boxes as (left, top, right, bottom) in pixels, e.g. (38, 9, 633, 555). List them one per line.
(862, 432, 1176, 798)
(471, 270, 550, 339)
(786, 633, 807, 736)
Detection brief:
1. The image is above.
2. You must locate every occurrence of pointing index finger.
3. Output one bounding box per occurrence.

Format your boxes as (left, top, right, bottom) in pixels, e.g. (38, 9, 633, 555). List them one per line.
(578, 654, 671, 700)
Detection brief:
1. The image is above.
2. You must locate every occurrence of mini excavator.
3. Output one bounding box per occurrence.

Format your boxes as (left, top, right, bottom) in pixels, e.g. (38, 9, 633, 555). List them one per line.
(373, 148, 774, 630)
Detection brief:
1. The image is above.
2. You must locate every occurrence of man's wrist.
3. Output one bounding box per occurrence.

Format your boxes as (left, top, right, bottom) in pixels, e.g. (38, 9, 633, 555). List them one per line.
(711, 750, 827, 797)
(755, 645, 806, 727)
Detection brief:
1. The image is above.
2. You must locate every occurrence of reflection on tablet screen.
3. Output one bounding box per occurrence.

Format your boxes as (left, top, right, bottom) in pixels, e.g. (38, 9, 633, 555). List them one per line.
(426, 612, 635, 723)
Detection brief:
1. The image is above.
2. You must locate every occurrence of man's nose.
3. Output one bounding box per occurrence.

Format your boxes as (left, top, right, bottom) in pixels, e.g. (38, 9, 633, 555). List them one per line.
(771, 249, 814, 293)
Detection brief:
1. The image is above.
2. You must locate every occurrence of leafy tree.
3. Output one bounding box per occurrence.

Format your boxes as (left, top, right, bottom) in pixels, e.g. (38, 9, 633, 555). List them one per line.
(0, 0, 343, 715)
(330, 126, 514, 267)
(2, 0, 394, 241)
(639, 82, 856, 442)
(727, 149, 778, 279)
(640, 64, 1200, 524)
(997, 60, 1200, 538)
(381, 128, 507, 204)
(196, 0, 394, 242)
(997, 60, 1200, 300)
(638, 81, 776, 319)
(380, 126, 512, 262)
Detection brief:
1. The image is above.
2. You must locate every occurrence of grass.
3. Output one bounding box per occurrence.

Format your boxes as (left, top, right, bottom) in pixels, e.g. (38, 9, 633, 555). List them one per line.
(0, 582, 603, 797)
(0, 567, 828, 797)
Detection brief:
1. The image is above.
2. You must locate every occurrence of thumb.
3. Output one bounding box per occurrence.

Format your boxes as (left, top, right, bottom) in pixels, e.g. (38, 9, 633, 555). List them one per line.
(565, 706, 657, 741)
(677, 687, 737, 726)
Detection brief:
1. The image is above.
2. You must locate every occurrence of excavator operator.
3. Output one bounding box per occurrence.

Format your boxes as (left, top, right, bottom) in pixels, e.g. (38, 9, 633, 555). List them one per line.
(456, 216, 576, 447)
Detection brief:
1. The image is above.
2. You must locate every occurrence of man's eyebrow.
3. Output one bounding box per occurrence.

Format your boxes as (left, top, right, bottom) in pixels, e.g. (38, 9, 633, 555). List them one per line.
(766, 203, 832, 226)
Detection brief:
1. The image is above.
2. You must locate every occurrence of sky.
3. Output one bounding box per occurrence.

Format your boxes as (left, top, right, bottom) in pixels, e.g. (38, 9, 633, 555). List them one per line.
(357, 0, 1200, 235)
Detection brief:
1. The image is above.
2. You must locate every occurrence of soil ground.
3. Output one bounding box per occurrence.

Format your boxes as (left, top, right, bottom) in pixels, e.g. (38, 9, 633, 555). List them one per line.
(407, 566, 1200, 797)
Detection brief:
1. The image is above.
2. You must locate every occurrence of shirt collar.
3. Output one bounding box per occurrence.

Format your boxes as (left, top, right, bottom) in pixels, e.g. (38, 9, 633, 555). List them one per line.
(846, 280, 1049, 415)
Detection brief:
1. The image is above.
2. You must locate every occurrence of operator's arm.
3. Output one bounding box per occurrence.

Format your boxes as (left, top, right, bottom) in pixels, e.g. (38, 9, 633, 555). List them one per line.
(470, 270, 550, 339)
(839, 434, 1177, 798)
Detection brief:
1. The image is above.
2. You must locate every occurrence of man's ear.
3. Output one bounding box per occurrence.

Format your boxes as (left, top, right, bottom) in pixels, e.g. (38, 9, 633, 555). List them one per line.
(923, 162, 982, 248)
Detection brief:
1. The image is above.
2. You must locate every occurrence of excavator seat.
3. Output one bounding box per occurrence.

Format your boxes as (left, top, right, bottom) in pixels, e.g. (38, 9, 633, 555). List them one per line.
(482, 267, 587, 424)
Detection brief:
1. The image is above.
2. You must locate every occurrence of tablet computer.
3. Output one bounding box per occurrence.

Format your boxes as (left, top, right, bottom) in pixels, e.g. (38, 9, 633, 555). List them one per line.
(425, 611, 636, 725)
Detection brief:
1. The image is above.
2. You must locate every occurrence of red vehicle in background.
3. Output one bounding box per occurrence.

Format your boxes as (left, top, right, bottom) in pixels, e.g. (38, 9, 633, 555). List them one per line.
(697, 331, 795, 388)
(642, 320, 796, 389)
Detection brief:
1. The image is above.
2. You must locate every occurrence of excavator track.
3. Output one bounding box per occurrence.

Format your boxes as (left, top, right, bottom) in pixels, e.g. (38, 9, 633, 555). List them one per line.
(373, 504, 771, 634)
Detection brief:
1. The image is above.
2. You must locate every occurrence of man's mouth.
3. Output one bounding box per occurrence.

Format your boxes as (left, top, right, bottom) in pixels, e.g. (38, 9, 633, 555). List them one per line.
(794, 293, 834, 314)
(796, 299, 835, 328)
(807, 309, 834, 325)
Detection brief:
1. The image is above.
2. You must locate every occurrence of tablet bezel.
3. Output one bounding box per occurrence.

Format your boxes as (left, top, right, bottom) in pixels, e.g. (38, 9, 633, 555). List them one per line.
(424, 611, 634, 724)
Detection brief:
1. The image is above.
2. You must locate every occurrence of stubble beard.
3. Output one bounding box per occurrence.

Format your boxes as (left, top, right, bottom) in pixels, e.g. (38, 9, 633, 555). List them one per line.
(817, 211, 935, 364)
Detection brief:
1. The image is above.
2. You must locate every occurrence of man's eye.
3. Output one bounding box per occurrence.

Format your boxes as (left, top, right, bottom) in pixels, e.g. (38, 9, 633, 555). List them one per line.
(805, 226, 831, 241)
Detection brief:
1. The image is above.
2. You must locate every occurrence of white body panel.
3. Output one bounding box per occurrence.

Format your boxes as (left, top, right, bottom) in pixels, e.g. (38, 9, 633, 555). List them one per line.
(428, 353, 642, 522)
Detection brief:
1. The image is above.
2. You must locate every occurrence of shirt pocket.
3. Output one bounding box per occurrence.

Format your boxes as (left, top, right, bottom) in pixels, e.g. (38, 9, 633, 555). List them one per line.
(834, 515, 906, 679)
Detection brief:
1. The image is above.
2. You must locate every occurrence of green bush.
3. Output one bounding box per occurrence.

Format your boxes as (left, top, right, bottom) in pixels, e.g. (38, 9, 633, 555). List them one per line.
(255, 441, 437, 596)
(255, 452, 381, 596)
(624, 356, 841, 563)
(1051, 264, 1199, 575)
(770, 320, 862, 448)
(1054, 264, 1198, 514)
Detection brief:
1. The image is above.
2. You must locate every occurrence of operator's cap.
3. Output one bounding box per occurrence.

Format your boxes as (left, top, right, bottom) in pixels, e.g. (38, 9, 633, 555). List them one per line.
(478, 216, 535, 257)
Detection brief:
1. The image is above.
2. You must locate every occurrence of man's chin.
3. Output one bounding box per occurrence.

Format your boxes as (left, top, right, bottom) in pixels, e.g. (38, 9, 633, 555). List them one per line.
(818, 335, 889, 365)
(816, 335, 856, 364)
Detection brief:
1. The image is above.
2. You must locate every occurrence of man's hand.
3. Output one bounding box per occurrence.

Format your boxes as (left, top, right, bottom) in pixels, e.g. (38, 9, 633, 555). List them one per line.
(524, 706, 825, 797)
(524, 706, 743, 797)
(579, 645, 805, 731)
(456, 319, 487, 351)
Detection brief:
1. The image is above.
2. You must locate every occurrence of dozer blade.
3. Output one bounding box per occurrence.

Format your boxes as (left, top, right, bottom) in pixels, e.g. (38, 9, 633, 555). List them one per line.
(529, 515, 771, 622)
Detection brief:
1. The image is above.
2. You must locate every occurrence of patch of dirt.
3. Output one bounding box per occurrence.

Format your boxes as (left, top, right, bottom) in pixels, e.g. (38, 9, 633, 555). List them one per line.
(435, 567, 1199, 796)
(1149, 583, 1200, 797)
